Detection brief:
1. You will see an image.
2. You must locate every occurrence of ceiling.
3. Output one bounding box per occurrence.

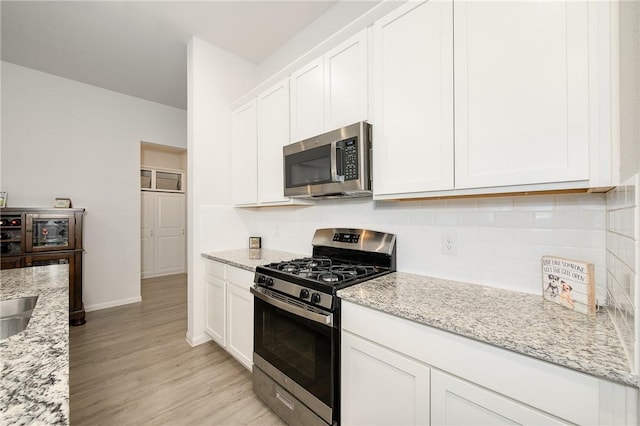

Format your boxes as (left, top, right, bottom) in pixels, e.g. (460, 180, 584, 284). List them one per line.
(1, 1, 372, 110)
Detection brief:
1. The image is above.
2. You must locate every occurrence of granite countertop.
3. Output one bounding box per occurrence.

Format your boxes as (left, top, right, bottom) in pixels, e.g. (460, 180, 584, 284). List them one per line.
(338, 271, 637, 388)
(0, 264, 70, 425)
(202, 248, 307, 272)
(201, 249, 636, 387)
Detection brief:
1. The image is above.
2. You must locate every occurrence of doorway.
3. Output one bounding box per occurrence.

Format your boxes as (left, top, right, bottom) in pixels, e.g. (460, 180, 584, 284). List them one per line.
(140, 142, 187, 278)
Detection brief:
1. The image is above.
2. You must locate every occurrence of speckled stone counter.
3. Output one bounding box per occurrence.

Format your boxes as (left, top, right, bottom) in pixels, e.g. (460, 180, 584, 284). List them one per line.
(338, 271, 637, 388)
(202, 248, 306, 272)
(0, 264, 69, 425)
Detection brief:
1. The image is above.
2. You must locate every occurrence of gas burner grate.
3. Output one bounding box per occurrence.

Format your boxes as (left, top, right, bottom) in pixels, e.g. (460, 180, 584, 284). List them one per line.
(263, 256, 387, 286)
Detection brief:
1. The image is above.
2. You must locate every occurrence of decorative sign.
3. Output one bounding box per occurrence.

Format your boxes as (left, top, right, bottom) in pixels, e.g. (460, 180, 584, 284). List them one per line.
(542, 256, 595, 314)
(53, 198, 72, 208)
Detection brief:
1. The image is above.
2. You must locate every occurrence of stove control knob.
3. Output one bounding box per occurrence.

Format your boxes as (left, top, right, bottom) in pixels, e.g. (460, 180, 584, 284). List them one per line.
(300, 288, 310, 299)
(310, 292, 322, 304)
(257, 275, 274, 287)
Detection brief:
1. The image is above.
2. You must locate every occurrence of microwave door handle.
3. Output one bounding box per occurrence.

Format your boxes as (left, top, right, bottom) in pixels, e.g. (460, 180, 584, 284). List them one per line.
(331, 141, 345, 182)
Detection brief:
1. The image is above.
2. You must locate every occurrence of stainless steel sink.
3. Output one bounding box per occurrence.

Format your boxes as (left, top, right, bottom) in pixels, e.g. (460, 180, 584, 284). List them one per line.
(1, 296, 38, 318)
(0, 317, 32, 339)
(0, 296, 38, 339)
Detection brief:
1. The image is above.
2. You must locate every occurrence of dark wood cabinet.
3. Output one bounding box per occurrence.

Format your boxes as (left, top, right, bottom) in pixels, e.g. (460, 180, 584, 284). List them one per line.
(0, 207, 86, 325)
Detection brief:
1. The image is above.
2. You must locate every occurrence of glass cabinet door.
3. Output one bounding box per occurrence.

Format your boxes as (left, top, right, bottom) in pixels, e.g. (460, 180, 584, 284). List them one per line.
(141, 169, 152, 189)
(155, 171, 182, 191)
(26, 214, 75, 252)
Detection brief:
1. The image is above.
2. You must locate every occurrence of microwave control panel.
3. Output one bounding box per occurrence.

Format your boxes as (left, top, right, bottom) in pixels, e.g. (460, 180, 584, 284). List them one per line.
(342, 137, 359, 181)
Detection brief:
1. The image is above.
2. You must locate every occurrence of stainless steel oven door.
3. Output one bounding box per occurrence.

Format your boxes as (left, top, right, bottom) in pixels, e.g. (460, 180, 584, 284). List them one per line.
(251, 286, 336, 425)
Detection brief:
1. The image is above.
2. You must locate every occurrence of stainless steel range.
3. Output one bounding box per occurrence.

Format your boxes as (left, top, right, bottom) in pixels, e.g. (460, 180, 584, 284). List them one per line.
(251, 228, 397, 426)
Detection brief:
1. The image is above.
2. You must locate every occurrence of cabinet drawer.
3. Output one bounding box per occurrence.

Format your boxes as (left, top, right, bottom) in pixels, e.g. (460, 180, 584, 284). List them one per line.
(205, 260, 225, 279)
(226, 266, 254, 291)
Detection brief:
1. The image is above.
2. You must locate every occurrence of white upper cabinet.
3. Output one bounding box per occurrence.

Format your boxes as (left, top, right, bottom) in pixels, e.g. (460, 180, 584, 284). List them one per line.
(324, 29, 369, 131)
(232, 80, 309, 207)
(257, 79, 290, 204)
(231, 99, 258, 205)
(454, 0, 590, 189)
(372, 0, 610, 200)
(372, 0, 454, 196)
(290, 29, 368, 143)
(290, 57, 325, 142)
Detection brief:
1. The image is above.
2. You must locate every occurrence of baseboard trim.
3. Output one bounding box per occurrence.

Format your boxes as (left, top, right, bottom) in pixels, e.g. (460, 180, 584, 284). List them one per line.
(85, 296, 142, 312)
(186, 331, 212, 347)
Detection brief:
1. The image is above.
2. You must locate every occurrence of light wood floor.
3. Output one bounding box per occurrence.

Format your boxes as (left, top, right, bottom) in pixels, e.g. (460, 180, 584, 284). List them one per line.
(70, 274, 285, 426)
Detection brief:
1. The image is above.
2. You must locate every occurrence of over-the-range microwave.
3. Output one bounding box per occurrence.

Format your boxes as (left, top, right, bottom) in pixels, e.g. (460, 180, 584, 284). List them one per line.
(283, 121, 372, 199)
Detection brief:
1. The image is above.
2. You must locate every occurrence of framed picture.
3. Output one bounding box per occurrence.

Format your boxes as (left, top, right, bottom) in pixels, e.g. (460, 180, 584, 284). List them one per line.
(0, 192, 6, 208)
(53, 198, 72, 208)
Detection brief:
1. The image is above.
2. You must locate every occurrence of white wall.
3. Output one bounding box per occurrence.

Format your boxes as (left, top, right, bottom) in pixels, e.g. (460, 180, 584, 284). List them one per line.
(256, 1, 382, 83)
(187, 37, 256, 345)
(618, 0, 640, 181)
(1, 61, 186, 310)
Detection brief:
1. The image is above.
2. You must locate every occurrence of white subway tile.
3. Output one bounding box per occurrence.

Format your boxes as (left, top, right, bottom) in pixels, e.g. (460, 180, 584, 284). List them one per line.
(477, 197, 514, 212)
(493, 212, 533, 228)
(433, 212, 460, 226)
(554, 193, 605, 211)
(513, 195, 555, 211)
(446, 198, 478, 211)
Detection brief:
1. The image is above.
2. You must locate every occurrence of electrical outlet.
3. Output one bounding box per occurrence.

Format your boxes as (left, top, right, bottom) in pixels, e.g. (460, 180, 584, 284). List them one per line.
(442, 232, 457, 255)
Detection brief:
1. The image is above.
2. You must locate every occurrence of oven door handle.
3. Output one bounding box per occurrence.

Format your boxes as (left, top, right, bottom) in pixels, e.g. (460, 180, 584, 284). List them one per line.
(251, 287, 334, 328)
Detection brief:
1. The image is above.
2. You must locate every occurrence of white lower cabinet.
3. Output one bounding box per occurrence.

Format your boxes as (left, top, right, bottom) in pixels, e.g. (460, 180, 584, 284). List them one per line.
(431, 370, 563, 425)
(204, 259, 254, 371)
(341, 331, 430, 426)
(225, 270, 254, 369)
(341, 300, 638, 426)
(204, 261, 226, 346)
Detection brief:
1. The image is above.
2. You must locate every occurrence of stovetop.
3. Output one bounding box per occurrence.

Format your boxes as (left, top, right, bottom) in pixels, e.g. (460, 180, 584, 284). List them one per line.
(260, 257, 387, 287)
(253, 228, 397, 312)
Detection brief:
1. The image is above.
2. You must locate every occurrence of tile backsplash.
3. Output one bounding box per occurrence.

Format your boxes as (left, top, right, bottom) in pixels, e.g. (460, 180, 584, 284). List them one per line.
(606, 174, 640, 373)
(202, 192, 608, 302)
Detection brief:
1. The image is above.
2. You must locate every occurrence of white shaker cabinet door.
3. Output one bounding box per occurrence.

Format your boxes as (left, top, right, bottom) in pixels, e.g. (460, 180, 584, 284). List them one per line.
(454, 1, 590, 189)
(232, 99, 258, 205)
(204, 261, 226, 347)
(431, 369, 564, 425)
(372, 0, 454, 197)
(226, 281, 253, 371)
(290, 57, 325, 142)
(257, 79, 290, 204)
(341, 331, 430, 426)
(324, 29, 368, 130)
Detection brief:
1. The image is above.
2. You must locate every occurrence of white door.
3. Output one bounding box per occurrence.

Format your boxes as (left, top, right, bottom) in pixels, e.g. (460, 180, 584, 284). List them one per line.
(324, 29, 368, 130)
(141, 191, 185, 278)
(290, 57, 324, 142)
(341, 331, 430, 425)
(140, 192, 154, 278)
(454, 0, 590, 189)
(372, 0, 454, 197)
(257, 78, 290, 204)
(431, 370, 564, 425)
(154, 192, 185, 275)
(232, 99, 258, 205)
